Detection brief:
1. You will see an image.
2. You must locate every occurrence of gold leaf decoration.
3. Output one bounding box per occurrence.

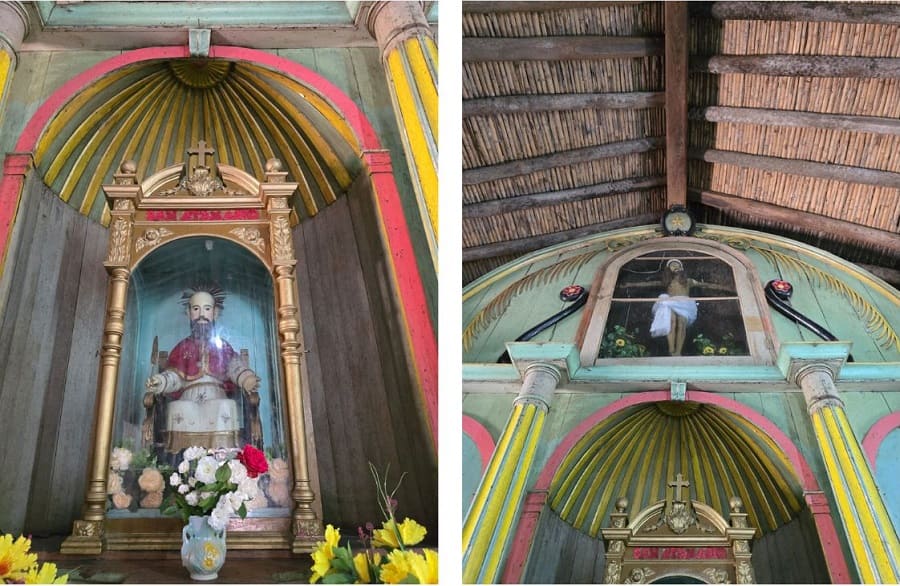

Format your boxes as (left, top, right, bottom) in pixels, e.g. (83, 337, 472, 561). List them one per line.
(463, 250, 599, 351)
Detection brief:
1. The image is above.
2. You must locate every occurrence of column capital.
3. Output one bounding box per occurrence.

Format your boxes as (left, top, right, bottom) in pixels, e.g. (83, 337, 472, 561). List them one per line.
(362, 1, 433, 60)
(0, 2, 32, 55)
(514, 363, 560, 410)
(790, 359, 845, 414)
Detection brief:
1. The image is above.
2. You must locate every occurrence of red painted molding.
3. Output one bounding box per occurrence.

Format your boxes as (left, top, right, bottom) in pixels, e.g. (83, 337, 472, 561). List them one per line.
(462, 415, 495, 473)
(500, 491, 547, 583)
(0, 44, 438, 449)
(862, 411, 900, 470)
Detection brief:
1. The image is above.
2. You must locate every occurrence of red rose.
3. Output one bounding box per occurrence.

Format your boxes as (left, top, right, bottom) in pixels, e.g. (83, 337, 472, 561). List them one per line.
(238, 445, 268, 478)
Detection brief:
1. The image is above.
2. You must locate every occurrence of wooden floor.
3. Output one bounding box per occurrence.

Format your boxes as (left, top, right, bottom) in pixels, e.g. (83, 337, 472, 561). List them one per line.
(35, 538, 312, 584)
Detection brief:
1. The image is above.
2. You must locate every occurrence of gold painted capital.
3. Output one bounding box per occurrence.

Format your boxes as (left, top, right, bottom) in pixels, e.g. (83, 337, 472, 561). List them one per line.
(514, 363, 560, 410)
(790, 360, 846, 414)
(364, 1, 432, 60)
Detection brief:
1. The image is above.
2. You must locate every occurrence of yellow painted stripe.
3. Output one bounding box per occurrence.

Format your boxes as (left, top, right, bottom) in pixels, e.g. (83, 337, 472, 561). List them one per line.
(463, 406, 536, 582)
(834, 409, 900, 579)
(481, 409, 545, 582)
(217, 80, 268, 178)
(0, 51, 11, 102)
(403, 37, 438, 140)
(815, 410, 877, 583)
(387, 49, 438, 239)
(208, 88, 245, 172)
(462, 403, 522, 551)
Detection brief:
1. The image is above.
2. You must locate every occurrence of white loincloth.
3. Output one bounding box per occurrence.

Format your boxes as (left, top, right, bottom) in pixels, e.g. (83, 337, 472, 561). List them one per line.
(650, 294, 698, 337)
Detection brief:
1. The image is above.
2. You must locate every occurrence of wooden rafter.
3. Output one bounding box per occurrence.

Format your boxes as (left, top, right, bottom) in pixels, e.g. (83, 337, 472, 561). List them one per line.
(463, 92, 664, 117)
(665, 2, 688, 207)
(693, 2, 900, 24)
(690, 106, 900, 136)
(464, 2, 640, 13)
(463, 36, 662, 62)
(691, 55, 900, 78)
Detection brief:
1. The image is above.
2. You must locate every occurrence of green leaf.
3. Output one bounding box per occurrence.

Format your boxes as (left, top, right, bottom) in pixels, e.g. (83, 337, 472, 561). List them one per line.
(216, 464, 231, 483)
(237, 502, 247, 518)
(322, 573, 355, 584)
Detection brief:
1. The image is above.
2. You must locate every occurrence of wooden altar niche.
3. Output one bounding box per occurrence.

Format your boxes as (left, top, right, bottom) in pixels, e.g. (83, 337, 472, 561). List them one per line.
(601, 475, 757, 584)
(61, 142, 323, 554)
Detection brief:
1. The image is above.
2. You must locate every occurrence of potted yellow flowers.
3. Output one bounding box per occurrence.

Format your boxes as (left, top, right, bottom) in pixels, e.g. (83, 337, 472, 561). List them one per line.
(309, 465, 437, 584)
(0, 534, 67, 584)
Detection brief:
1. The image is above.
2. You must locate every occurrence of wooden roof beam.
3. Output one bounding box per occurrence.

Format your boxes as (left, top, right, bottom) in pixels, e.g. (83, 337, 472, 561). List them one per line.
(463, 212, 660, 262)
(688, 148, 900, 189)
(691, 55, 900, 78)
(693, 2, 900, 25)
(464, 2, 641, 14)
(463, 92, 664, 117)
(689, 188, 900, 256)
(463, 137, 664, 185)
(463, 36, 662, 62)
(691, 106, 900, 136)
(665, 2, 688, 207)
(463, 176, 666, 218)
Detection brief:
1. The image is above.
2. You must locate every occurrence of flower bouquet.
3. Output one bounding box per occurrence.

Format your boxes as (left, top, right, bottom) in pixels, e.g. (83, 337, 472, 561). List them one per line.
(0, 534, 67, 584)
(162, 445, 268, 530)
(309, 465, 438, 584)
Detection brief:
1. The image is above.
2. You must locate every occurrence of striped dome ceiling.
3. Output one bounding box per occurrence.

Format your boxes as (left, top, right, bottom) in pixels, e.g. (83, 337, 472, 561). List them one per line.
(33, 58, 362, 224)
(549, 401, 804, 538)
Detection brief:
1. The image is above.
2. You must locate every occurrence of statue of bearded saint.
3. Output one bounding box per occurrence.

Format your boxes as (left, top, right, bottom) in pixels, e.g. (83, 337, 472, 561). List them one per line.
(145, 288, 260, 452)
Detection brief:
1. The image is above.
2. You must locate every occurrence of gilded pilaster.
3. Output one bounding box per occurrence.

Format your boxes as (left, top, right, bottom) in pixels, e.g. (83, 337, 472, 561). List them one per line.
(792, 360, 900, 583)
(462, 363, 560, 583)
(365, 1, 438, 269)
(263, 159, 322, 552)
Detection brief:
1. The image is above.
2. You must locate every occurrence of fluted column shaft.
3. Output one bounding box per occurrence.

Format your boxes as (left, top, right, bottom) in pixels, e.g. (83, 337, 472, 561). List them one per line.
(795, 363, 900, 583)
(367, 1, 438, 269)
(462, 364, 559, 584)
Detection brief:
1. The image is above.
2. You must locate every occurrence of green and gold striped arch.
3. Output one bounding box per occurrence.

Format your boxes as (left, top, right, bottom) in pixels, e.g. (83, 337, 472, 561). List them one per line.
(549, 402, 804, 537)
(34, 58, 362, 225)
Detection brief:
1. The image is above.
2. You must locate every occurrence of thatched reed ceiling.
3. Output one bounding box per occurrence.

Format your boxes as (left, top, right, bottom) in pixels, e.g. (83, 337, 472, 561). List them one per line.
(461, 1, 900, 286)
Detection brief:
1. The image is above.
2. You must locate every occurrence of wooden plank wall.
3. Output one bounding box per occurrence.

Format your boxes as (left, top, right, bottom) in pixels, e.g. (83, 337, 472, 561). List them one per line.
(293, 174, 438, 537)
(751, 510, 831, 583)
(0, 176, 107, 535)
(522, 506, 606, 583)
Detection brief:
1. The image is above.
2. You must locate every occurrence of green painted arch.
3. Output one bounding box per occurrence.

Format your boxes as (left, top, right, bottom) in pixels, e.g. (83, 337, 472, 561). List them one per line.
(547, 401, 804, 538)
(33, 58, 362, 225)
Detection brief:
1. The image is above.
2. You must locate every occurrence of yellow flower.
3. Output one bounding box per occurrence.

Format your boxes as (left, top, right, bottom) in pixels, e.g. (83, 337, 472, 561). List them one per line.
(309, 525, 341, 583)
(373, 518, 427, 548)
(24, 562, 68, 584)
(718, 347, 728, 354)
(352, 551, 382, 583)
(410, 549, 438, 584)
(703, 345, 714, 355)
(379, 550, 417, 584)
(324, 524, 341, 549)
(615, 338, 626, 347)
(0, 534, 38, 582)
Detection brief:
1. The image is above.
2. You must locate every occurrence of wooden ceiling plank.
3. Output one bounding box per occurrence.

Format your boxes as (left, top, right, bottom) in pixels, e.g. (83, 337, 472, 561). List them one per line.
(857, 264, 900, 288)
(464, 176, 666, 218)
(464, 137, 664, 185)
(692, 55, 900, 78)
(694, 2, 900, 25)
(462, 212, 660, 262)
(691, 106, 900, 136)
(689, 148, 900, 189)
(463, 36, 663, 63)
(665, 2, 688, 207)
(463, 92, 664, 117)
(464, 2, 639, 14)
(689, 188, 900, 256)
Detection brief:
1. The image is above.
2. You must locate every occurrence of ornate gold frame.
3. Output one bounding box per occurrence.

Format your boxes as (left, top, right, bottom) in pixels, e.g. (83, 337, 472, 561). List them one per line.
(62, 146, 322, 554)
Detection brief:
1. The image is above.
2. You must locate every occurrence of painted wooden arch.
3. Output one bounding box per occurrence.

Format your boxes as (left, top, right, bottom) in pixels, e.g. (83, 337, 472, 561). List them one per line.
(0, 45, 437, 447)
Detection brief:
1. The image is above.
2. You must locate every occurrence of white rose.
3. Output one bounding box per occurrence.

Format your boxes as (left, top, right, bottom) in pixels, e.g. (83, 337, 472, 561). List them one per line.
(185, 491, 199, 506)
(195, 456, 219, 484)
(228, 460, 248, 485)
(238, 477, 259, 498)
(169, 472, 181, 487)
(178, 460, 190, 474)
(208, 507, 229, 532)
(110, 447, 133, 471)
(227, 491, 247, 511)
(178, 484, 190, 495)
(183, 446, 206, 461)
(189, 477, 197, 487)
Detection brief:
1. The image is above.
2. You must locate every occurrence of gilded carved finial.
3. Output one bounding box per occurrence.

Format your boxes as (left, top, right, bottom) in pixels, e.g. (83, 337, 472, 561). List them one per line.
(730, 496, 744, 513)
(265, 157, 287, 184)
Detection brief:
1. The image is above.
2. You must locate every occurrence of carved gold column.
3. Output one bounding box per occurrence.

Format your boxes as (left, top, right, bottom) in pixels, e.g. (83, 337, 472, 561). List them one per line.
(365, 1, 438, 268)
(463, 363, 560, 583)
(0, 2, 28, 124)
(791, 359, 900, 583)
(263, 159, 322, 552)
(61, 162, 138, 554)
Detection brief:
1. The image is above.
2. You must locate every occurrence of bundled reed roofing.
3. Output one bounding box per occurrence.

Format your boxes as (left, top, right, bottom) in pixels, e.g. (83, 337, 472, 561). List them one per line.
(462, 1, 900, 286)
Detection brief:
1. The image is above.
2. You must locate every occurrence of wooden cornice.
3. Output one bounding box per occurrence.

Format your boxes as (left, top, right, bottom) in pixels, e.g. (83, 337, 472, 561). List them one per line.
(688, 188, 900, 256)
(463, 92, 664, 117)
(463, 212, 660, 262)
(463, 176, 666, 218)
(690, 106, 900, 136)
(463, 36, 662, 62)
(464, 137, 664, 186)
(691, 55, 900, 78)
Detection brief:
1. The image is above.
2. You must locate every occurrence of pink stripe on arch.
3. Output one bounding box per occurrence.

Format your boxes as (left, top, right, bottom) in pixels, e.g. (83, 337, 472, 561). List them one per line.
(463, 415, 496, 473)
(862, 411, 900, 470)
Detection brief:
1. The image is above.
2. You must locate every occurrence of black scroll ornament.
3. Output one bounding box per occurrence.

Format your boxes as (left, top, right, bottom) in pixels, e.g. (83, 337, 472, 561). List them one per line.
(764, 279, 853, 363)
(497, 285, 589, 364)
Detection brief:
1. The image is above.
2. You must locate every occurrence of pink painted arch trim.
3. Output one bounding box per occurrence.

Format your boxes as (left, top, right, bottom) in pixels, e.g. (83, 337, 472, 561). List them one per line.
(3, 45, 437, 447)
(862, 411, 900, 470)
(463, 415, 496, 473)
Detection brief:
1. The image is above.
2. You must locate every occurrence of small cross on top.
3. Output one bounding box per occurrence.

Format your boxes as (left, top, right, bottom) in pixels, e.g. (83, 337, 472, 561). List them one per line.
(188, 140, 215, 169)
(669, 473, 690, 502)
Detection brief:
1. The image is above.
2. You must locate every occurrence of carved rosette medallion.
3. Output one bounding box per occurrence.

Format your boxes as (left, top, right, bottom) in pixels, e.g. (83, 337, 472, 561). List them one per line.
(703, 568, 730, 584)
(113, 199, 134, 211)
(272, 215, 293, 262)
(73, 519, 104, 537)
(230, 227, 266, 252)
(134, 227, 174, 253)
(107, 218, 131, 265)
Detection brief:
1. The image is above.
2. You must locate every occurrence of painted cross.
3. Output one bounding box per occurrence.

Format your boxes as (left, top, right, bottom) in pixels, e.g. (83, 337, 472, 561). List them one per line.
(188, 140, 215, 169)
(669, 473, 690, 502)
